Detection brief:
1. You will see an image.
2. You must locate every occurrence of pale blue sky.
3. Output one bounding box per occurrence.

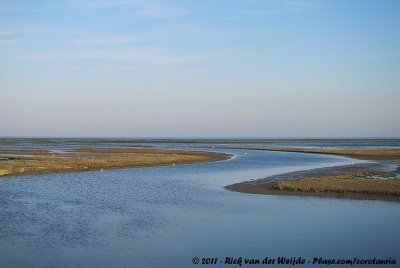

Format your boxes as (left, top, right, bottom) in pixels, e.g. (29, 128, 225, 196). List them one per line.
(1, 0, 399, 137)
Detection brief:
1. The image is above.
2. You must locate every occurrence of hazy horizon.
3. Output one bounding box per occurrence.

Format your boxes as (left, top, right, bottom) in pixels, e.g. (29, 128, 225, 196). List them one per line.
(1, 0, 399, 137)
(1, 136, 399, 139)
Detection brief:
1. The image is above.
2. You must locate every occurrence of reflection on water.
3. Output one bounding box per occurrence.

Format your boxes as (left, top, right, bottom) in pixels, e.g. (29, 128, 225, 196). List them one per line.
(0, 148, 399, 268)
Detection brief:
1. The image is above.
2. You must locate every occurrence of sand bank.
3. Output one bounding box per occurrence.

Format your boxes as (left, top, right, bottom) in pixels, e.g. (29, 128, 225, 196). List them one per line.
(0, 148, 230, 177)
(225, 148, 400, 202)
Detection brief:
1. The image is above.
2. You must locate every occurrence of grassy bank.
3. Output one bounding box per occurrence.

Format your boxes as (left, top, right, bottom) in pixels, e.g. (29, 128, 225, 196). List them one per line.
(0, 148, 230, 177)
(275, 171, 396, 193)
(225, 148, 400, 202)
(227, 178, 400, 202)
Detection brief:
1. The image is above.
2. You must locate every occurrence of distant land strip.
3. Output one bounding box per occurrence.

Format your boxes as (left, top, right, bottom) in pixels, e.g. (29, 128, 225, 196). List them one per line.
(199, 146, 400, 159)
(0, 148, 231, 177)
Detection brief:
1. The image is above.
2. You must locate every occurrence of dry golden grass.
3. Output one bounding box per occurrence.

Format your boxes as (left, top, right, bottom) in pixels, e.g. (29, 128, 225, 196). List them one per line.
(223, 147, 400, 201)
(0, 148, 229, 177)
(0, 149, 54, 155)
(275, 173, 400, 196)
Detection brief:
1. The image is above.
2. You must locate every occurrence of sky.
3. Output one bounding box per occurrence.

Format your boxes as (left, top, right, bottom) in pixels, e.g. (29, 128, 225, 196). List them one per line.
(1, 0, 399, 138)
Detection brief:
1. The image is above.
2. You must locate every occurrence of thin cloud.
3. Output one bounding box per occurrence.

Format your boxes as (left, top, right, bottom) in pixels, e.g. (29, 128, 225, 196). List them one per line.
(281, 0, 324, 10)
(231, 0, 325, 19)
(79, 0, 188, 18)
(0, 30, 17, 45)
(71, 33, 143, 46)
(359, 52, 395, 62)
(0, 1, 69, 12)
(17, 47, 209, 65)
(0, 0, 187, 19)
(77, 0, 138, 9)
(233, 9, 282, 17)
(0, 39, 13, 45)
(133, 4, 187, 19)
(0, 0, 132, 12)
(0, 31, 15, 37)
(76, 48, 205, 64)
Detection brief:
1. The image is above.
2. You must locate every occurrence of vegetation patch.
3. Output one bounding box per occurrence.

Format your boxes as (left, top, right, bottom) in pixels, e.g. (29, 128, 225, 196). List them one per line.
(0, 148, 230, 177)
(274, 172, 400, 196)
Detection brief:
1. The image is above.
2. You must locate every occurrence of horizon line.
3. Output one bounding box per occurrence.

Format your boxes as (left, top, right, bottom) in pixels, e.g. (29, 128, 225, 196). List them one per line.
(1, 136, 400, 140)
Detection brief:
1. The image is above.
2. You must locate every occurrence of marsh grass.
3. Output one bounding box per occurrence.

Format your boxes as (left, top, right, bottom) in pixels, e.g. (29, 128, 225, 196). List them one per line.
(275, 172, 400, 196)
(0, 148, 229, 177)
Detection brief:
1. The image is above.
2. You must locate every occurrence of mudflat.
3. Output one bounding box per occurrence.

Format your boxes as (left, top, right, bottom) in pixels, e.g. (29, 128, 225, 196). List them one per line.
(213, 146, 400, 159)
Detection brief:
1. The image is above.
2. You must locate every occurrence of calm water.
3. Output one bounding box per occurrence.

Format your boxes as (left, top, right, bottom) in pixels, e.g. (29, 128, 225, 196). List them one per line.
(0, 141, 399, 267)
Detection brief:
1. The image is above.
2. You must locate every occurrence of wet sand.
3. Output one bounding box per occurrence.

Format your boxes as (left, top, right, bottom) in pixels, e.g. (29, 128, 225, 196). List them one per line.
(211, 146, 400, 160)
(225, 148, 400, 202)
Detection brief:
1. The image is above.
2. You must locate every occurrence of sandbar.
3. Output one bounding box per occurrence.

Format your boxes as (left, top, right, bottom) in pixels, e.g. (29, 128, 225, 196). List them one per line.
(225, 148, 400, 202)
(0, 148, 230, 177)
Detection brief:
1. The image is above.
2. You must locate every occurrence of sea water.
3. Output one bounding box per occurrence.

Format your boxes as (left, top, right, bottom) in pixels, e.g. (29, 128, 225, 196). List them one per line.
(0, 139, 399, 267)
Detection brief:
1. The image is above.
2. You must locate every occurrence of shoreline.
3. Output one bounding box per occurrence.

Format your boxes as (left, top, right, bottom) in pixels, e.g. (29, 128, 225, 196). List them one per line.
(0, 148, 231, 178)
(224, 148, 400, 202)
(203, 146, 400, 160)
(2, 145, 400, 202)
